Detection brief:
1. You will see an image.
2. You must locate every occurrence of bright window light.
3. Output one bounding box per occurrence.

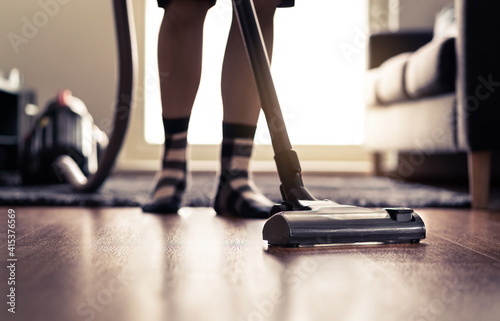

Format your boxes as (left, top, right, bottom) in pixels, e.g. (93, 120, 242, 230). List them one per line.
(145, 0, 366, 145)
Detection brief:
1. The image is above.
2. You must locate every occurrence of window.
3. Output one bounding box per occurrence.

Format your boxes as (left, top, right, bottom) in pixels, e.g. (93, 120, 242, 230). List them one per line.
(144, 0, 367, 146)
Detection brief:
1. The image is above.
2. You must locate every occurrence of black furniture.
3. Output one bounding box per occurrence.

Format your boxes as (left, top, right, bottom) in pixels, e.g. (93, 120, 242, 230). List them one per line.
(363, 0, 500, 208)
(0, 87, 36, 171)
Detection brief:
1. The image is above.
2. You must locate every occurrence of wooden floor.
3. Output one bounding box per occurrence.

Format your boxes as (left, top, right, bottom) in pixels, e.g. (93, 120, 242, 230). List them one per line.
(1, 206, 499, 321)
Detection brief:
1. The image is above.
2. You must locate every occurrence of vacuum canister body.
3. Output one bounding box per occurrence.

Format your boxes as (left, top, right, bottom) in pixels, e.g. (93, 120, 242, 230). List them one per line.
(22, 91, 107, 184)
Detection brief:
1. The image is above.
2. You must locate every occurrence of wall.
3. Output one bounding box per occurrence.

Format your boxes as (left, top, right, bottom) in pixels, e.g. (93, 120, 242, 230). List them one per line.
(368, 0, 453, 33)
(397, 0, 452, 30)
(0, 0, 145, 135)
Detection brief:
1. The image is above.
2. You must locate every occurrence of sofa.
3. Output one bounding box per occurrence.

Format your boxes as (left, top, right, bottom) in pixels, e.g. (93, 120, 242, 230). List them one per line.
(363, 0, 500, 208)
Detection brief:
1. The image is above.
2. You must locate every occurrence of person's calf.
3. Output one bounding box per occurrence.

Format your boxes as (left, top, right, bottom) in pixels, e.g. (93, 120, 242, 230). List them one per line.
(163, 0, 212, 29)
(253, 0, 281, 26)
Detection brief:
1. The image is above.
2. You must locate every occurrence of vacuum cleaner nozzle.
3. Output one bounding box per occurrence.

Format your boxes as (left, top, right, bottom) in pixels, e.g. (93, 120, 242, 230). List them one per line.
(263, 201, 426, 247)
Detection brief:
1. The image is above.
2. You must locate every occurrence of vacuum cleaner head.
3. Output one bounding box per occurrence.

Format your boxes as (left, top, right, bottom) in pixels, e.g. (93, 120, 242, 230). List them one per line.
(263, 201, 426, 247)
(232, 0, 427, 248)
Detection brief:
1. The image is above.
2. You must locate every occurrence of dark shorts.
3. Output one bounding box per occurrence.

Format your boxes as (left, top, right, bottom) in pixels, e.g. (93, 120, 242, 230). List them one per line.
(157, 0, 294, 9)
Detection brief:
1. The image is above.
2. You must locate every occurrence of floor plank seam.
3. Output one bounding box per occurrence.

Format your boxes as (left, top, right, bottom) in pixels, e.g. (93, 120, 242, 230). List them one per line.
(433, 234, 500, 262)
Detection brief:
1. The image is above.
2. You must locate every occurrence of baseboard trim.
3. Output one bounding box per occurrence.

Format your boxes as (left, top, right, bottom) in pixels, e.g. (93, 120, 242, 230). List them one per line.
(117, 159, 371, 174)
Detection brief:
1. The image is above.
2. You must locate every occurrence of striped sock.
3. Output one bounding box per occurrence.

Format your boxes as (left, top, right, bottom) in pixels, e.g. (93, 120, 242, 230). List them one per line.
(214, 123, 274, 218)
(142, 117, 189, 214)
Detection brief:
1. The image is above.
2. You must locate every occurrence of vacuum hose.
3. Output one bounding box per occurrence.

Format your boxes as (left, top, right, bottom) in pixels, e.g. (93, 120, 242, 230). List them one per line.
(55, 0, 137, 192)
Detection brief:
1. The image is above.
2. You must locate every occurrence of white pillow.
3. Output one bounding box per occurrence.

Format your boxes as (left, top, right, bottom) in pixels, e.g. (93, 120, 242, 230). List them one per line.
(434, 4, 457, 40)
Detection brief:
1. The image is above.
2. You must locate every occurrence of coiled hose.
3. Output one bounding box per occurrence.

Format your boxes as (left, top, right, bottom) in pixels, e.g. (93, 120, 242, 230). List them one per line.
(55, 0, 137, 192)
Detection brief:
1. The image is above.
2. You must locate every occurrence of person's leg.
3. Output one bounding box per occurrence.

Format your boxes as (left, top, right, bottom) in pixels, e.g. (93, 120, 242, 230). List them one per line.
(158, 0, 213, 119)
(143, 0, 212, 213)
(215, 0, 281, 218)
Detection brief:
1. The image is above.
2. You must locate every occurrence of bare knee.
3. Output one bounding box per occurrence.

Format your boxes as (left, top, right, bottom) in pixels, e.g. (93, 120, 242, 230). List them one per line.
(163, 0, 212, 28)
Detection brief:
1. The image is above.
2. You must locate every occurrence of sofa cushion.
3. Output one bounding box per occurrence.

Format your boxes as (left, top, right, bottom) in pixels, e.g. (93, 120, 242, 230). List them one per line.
(405, 37, 456, 99)
(376, 52, 412, 105)
(363, 69, 380, 106)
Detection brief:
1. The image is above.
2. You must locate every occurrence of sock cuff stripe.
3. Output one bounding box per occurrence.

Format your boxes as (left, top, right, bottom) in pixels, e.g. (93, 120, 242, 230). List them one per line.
(221, 137, 253, 144)
(221, 143, 253, 158)
(220, 170, 249, 182)
(163, 117, 190, 135)
(153, 187, 184, 200)
(158, 168, 185, 180)
(166, 131, 188, 140)
(221, 139, 253, 146)
(161, 160, 186, 170)
(221, 149, 252, 158)
(221, 156, 251, 171)
(222, 123, 257, 139)
(163, 149, 187, 162)
(166, 139, 188, 149)
(164, 136, 188, 154)
(155, 177, 186, 191)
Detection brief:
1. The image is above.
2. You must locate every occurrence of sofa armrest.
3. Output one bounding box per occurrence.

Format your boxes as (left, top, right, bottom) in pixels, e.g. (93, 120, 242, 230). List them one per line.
(456, 0, 500, 151)
(367, 31, 433, 69)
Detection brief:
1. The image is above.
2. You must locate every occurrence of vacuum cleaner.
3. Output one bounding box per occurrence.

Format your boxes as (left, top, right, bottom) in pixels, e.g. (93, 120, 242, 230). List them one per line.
(231, 0, 426, 247)
(21, 0, 136, 192)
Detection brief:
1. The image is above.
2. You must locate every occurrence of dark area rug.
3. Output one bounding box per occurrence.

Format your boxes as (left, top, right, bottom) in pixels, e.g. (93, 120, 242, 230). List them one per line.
(0, 171, 471, 208)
